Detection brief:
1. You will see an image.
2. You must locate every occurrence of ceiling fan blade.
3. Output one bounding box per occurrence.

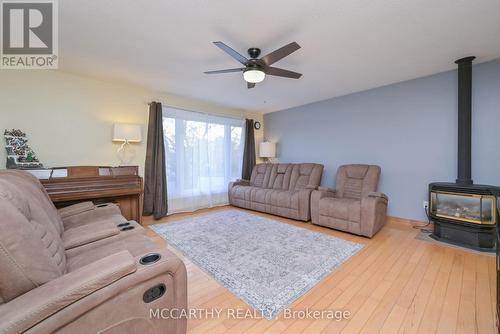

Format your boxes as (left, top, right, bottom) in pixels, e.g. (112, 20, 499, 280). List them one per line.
(261, 42, 301, 65)
(247, 82, 256, 89)
(265, 67, 302, 79)
(213, 41, 248, 65)
(204, 68, 245, 74)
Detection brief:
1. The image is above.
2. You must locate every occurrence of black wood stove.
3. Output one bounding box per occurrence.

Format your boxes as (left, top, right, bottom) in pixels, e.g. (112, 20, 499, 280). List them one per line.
(429, 57, 499, 252)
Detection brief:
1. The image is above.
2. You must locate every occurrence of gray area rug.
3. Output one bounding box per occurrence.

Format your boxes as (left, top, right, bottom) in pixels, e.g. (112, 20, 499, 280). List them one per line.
(151, 209, 363, 319)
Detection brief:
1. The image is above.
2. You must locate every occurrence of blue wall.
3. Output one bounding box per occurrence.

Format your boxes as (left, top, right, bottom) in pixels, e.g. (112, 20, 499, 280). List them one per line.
(264, 59, 500, 221)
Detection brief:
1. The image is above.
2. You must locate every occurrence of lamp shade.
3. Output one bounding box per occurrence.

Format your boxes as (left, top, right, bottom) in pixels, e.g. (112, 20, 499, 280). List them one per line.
(112, 123, 142, 142)
(259, 141, 276, 158)
(243, 69, 266, 83)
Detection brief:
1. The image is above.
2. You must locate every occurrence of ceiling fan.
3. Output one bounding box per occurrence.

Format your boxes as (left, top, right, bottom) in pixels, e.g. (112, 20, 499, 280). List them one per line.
(204, 41, 302, 88)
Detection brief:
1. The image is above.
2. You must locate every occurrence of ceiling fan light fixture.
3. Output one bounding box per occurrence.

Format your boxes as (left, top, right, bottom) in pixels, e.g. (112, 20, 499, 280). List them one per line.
(243, 69, 265, 83)
(205, 41, 302, 89)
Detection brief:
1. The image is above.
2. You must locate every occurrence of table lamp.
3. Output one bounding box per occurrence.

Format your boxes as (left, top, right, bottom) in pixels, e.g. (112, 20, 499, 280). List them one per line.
(259, 141, 276, 162)
(112, 123, 142, 165)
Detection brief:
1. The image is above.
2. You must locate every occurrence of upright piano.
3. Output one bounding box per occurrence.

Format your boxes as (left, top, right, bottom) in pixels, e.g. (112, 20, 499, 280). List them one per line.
(25, 166, 143, 224)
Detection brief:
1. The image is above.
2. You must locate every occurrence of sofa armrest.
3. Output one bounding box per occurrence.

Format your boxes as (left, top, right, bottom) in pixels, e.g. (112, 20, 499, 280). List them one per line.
(293, 188, 315, 221)
(228, 179, 250, 191)
(317, 186, 336, 194)
(0, 251, 136, 334)
(367, 191, 388, 201)
(58, 201, 95, 219)
(310, 189, 336, 223)
(62, 221, 120, 250)
(228, 179, 250, 205)
(62, 203, 122, 230)
(232, 179, 250, 187)
(6, 248, 187, 334)
(360, 192, 389, 237)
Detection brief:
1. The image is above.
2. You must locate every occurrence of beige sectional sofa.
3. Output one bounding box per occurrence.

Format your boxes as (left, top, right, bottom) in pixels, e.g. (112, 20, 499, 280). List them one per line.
(0, 170, 187, 334)
(311, 164, 388, 237)
(228, 163, 324, 221)
(229, 163, 388, 237)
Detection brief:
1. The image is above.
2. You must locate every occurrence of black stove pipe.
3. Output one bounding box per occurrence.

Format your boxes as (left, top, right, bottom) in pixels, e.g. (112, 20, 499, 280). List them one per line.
(455, 56, 475, 185)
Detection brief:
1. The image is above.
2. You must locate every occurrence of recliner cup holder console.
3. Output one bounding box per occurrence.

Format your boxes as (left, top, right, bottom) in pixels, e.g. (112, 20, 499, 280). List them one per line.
(117, 222, 131, 228)
(140, 253, 161, 265)
(120, 226, 135, 231)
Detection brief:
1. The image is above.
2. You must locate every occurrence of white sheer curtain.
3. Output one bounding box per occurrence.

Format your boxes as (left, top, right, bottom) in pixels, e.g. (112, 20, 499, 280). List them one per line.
(162, 107, 245, 214)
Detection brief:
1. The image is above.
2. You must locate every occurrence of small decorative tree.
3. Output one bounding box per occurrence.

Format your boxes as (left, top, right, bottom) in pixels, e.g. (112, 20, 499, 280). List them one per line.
(4, 129, 43, 169)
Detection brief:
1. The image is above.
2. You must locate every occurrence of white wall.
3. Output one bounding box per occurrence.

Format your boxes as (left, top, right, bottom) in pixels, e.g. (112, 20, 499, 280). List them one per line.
(0, 70, 264, 174)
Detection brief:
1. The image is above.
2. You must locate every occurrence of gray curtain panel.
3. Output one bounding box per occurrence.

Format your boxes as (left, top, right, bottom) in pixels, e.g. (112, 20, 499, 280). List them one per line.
(143, 102, 168, 219)
(242, 118, 256, 180)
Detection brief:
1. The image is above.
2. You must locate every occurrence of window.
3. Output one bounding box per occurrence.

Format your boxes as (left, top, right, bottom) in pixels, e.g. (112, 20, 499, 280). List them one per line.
(163, 107, 244, 213)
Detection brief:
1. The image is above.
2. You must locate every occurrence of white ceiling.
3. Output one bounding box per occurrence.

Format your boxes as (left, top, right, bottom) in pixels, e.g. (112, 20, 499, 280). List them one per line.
(59, 0, 500, 113)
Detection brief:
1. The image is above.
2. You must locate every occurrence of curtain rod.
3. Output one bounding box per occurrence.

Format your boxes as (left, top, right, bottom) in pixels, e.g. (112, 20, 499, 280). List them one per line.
(147, 101, 246, 121)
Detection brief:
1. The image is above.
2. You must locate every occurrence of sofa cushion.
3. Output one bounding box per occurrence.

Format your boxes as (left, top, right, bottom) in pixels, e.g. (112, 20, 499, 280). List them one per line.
(249, 164, 272, 187)
(251, 188, 273, 204)
(58, 201, 95, 219)
(270, 190, 292, 209)
(0, 179, 67, 274)
(62, 219, 121, 250)
(66, 234, 158, 271)
(1, 170, 65, 235)
(319, 197, 361, 223)
(0, 199, 66, 303)
(269, 190, 304, 210)
(336, 164, 381, 199)
(61, 203, 124, 229)
(267, 164, 293, 190)
(343, 177, 363, 200)
(289, 163, 324, 190)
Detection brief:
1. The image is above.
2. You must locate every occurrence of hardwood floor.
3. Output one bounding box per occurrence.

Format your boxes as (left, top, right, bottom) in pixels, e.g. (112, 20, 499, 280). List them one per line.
(142, 206, 497, 334)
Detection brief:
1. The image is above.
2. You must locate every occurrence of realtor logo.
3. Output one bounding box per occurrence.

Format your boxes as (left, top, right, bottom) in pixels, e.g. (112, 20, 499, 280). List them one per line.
(1, 0, 58, 69)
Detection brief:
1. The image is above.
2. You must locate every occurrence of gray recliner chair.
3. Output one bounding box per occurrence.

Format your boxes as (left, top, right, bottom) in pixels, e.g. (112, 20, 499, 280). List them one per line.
(311, 164, 388, 238)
